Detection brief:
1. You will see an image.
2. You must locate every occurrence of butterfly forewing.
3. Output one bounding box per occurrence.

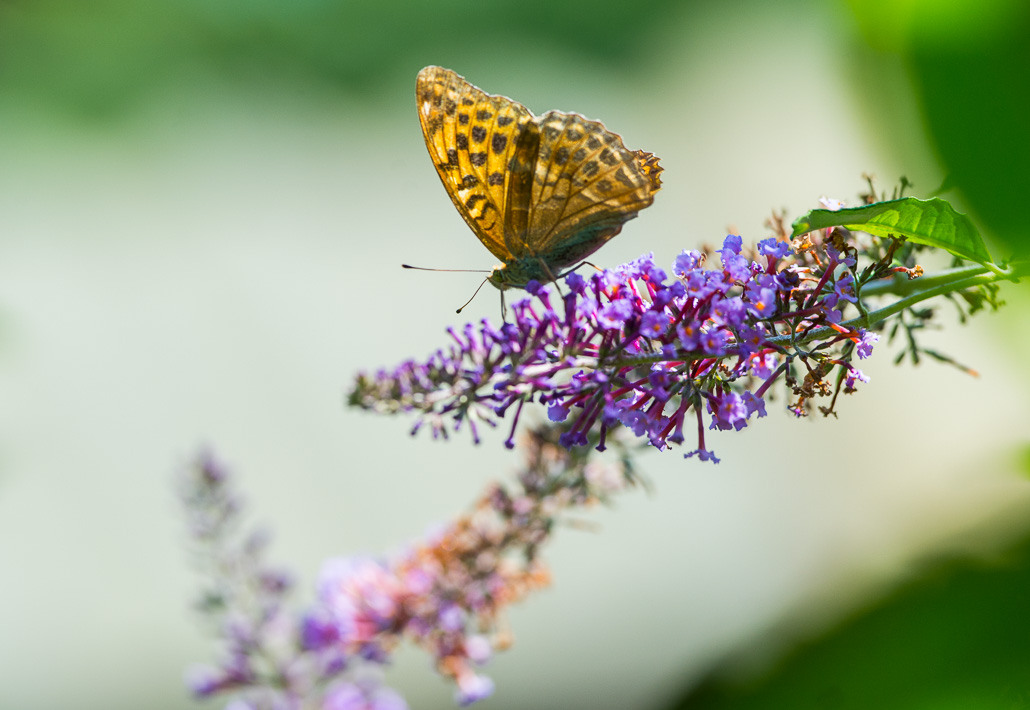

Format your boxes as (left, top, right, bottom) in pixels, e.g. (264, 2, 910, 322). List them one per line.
(416, 66, 533, 263)
(520, 111, 663, 265)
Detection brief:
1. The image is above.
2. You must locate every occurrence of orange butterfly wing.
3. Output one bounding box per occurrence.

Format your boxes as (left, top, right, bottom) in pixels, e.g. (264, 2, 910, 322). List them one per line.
(416, 66, 533, 263)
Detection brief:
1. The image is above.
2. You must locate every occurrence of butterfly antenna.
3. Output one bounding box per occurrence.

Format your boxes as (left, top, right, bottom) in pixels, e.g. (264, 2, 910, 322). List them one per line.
(402, 264, 490, 273)
(456, 277, 491, 314)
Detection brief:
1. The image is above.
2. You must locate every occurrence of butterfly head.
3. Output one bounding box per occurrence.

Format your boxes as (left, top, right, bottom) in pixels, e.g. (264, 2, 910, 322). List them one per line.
(486, 264, 518, 291)
(486, 258, 557, 291)
(485, 267, 503, 288)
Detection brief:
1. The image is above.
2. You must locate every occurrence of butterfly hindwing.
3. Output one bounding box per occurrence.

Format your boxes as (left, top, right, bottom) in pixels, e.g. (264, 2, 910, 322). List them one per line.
(416, 66, 533, 263)
(520, 111, 663, 266)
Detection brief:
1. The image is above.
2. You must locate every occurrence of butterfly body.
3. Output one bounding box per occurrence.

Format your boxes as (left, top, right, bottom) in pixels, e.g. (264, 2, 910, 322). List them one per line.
(416, 66, 662, 290)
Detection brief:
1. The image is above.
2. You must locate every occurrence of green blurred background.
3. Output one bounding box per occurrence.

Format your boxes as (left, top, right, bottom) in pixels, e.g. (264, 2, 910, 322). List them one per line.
(1, 0, 1028, 708)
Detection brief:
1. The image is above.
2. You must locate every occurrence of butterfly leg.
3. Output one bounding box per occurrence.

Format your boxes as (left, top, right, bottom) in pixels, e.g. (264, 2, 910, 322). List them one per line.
(535, 256, 566, 299)
(553, 262, 603, 294)
(557, 261, 604, 278)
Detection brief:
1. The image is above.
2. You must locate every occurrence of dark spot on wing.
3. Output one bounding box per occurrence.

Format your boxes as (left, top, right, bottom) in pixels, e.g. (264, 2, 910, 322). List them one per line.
(458, 113, 470, 125)
(586, 135, 602, 150)
(599, 148, 618, 166)
(465, 194, 485, 209)
(491, 134, 508, 153)
(572, 148, 586, 162)
(456, 134, 468, 150)
(488, 172, 505, 186)
(582, 160, 599, 177)
(614, 169, 635, 187)
(566, 130, 583, 142)
(554, 147, 569, 165)
(476, 110, 493, 120)
(462, 174, 478, 188)
(462, 97, 475, 106)
(447, 148, 459, 167)
(497, 115, 514, 127)
(470, 152, 488, 167)
(471, 126, 487, 143)
(443, 99, 457, 116)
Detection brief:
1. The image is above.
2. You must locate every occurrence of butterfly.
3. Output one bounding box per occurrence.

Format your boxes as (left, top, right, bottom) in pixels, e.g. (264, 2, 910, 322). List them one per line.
(415, 66, 663, 291)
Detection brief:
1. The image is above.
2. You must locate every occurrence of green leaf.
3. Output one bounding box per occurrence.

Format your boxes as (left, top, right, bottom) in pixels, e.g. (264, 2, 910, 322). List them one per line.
(791, 197, 992, 264)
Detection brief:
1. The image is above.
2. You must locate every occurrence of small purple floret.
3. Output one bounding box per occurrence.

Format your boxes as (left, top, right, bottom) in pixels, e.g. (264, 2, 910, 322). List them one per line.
(455, 674, 496, 706)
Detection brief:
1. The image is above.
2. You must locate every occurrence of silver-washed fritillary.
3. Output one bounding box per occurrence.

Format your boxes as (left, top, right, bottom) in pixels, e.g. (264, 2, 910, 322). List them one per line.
(415, 66, 663, 290)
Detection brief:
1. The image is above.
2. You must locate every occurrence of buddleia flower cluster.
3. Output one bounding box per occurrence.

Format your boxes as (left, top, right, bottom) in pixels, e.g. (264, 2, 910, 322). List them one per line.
(351, 217, 899, 463)
(178, 451, 405, 710)
(180, 429, 635, 709)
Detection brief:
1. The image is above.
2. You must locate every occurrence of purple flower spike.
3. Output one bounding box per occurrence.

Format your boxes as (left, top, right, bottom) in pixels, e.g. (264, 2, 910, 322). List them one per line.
(352, 213, 921, 460)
